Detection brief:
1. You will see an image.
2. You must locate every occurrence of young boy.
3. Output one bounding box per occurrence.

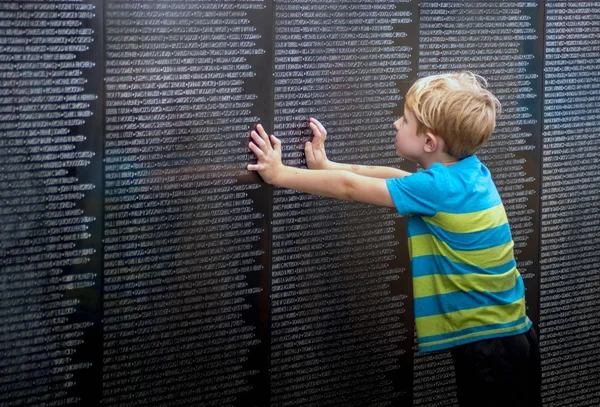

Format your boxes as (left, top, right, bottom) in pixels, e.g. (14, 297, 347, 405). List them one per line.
(247, 72, 541, 407)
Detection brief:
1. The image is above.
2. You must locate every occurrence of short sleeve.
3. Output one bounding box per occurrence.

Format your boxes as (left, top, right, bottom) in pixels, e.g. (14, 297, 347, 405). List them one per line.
(386, 166, 448, 216)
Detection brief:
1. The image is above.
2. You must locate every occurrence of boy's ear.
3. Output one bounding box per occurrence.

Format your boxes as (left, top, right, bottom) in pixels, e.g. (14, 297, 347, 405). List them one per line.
(423, 131, 440, 153)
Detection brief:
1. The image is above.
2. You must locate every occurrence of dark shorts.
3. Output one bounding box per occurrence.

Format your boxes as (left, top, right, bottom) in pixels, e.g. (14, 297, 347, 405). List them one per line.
(450, 326, 541, 407)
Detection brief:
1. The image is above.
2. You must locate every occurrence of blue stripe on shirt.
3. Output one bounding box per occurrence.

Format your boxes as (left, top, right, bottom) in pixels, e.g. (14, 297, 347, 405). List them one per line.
(412, 255, 517, 278)
(414, 276, 525, 318)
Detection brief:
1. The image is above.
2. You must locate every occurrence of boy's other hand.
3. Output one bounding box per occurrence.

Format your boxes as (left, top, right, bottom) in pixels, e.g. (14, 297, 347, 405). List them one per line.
(247, 124, 283, 184)
(305, 117, 330, 169)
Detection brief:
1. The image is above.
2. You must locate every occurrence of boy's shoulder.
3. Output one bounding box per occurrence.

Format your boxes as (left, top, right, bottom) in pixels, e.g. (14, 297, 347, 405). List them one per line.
(412, 156, 486, 189)
(387, 155, 498, 217)
(433, 155, 491, 184)
(442, 156, 502, 212)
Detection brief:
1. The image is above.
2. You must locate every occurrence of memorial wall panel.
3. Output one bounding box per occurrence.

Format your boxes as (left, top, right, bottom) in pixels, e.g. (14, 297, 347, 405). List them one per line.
(540, 2, 600, 406)
(1, 1, 600, 406)
(413, 2, 543, 405)
(0, 1, 104, 405)
(101, 1, 271, 406)
(270, 1, 415, 405)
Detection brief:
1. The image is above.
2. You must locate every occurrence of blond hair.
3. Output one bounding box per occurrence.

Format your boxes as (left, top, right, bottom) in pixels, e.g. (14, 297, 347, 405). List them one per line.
(405, 72, 501, 159)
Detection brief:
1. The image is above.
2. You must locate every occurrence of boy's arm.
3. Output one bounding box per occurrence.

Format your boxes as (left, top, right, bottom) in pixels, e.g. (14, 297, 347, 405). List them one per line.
(305, 118, 411, 179)
(248, 124, 395, 208)
(320, 161, 412, 179)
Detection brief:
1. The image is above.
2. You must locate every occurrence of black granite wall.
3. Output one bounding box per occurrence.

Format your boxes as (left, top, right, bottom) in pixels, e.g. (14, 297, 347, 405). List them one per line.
(1, 1, 599, 406)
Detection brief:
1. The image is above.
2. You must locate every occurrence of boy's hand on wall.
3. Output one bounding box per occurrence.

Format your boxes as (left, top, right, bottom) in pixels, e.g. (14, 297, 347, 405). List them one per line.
(247, 124, 283, 184)
(305, 117, 330, 169)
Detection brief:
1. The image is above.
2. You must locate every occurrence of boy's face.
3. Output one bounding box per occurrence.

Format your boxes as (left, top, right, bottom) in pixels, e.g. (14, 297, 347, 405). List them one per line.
(393, 107, 425, 161)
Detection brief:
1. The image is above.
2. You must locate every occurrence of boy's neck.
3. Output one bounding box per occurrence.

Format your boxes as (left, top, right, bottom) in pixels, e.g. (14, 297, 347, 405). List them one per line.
(418, 152, 460, 169)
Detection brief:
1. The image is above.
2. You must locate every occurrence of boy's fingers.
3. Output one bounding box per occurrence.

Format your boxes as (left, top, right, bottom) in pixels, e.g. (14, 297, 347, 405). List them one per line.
(270, 135, 281, 152)
(305, 141, 314, 161)
(309, 125, 325, 148)
(256, 124, 271, 147)
(248, 142, 265, 158)
(250, 130, 262, 143)
(250, 130, 270, 153)
(247, 163, 258, 171)
(315, 120, 327, 137)
(309, 118, 326, 136)
(309, 122, 320, 136)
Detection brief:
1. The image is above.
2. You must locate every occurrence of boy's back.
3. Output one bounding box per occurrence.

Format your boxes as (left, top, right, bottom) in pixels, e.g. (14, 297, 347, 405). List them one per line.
(387, 155, 531, 352)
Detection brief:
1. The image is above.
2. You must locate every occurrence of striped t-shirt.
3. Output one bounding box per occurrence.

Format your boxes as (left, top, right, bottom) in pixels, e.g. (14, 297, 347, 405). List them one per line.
(386, 155, 531, 352)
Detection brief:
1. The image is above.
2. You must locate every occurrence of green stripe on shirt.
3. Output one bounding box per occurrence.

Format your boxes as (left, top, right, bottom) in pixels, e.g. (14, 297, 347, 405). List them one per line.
(414, 266, 520, 298)
(409, 233, 515, 268)
(421, 204, 508, 233)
